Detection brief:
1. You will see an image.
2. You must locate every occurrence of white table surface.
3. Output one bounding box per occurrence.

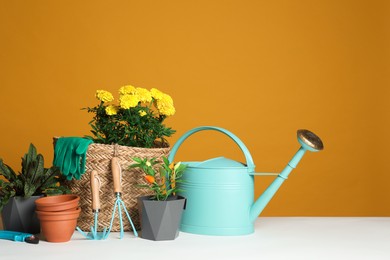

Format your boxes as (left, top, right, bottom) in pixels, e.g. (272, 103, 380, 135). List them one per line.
(1, 217, 389, 260)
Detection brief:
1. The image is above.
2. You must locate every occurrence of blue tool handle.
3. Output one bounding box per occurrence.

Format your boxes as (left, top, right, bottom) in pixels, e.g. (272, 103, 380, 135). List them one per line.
(0, 230, 30, 242)
(168, 126, 256, 172)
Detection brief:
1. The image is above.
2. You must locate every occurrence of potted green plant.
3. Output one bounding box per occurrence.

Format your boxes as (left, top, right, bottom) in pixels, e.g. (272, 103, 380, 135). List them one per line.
(130, 156, 187, 241)
(0, 144, 70, 234)
(66, 85, 176, 233)
(85, 86, 176, 148)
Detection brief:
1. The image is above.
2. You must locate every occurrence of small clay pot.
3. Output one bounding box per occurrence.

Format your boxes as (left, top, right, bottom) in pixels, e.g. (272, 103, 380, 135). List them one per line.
(36, 208, 81, 243)
(35, 194, 80, 212)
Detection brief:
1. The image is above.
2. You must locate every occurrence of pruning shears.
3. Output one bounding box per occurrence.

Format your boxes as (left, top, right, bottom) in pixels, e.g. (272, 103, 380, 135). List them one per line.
(0, 230, 39, 244)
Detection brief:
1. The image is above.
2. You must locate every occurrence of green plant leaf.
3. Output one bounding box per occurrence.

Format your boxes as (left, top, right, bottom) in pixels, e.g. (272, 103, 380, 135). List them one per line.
(162, 156, 170, 166)
(132, 157, 143, 164)
(0, 144, 70, 208)
(0, 159, 13, 181)
(22, 144, 37, 175)
(30, 154, 44, 185)
(24, 183, 37, 198)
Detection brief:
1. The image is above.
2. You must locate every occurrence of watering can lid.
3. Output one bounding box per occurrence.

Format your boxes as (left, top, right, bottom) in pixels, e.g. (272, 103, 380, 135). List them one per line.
(191, 156, 247, 169)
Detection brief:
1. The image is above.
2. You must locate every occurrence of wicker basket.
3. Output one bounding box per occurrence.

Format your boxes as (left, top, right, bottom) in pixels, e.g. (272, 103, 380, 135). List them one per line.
(64, 142, 170, 232)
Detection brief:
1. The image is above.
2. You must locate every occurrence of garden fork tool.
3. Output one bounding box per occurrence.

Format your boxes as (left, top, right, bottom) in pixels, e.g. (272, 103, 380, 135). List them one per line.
(76, 170, 108, 240)
(105, 157, 138, 239)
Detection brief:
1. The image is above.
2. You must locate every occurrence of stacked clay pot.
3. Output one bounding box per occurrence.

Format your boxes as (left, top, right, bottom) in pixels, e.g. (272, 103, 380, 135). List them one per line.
(35, 194, 80, 242)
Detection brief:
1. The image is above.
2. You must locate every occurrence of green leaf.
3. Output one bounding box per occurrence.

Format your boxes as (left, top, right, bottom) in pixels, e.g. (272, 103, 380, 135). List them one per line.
(31, 154, 44, 184)
(0, 144, 70, 206)
(24, 183, 37, 198)
(23, 144, 37, 174)
(163, 156, 170, 164)
(0, 160, 14, 181)
(132, 157, 143, 163)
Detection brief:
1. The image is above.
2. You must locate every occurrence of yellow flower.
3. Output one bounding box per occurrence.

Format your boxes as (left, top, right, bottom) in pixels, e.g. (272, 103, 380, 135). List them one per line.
(119, 85, 137, 95)
(105, 105, 118, 115)
(138, 110, 147, 117)
(136, 88, 152, 103)
(150, 88, 164, 100)
(156, 93, 175, 116)
(161, 93, 173, 104)
(96, 90, 114, 103)
(119, 94, 139, 109)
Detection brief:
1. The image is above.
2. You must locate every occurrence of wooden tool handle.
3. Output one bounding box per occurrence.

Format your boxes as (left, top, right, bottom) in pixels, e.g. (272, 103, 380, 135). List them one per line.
(111, 157, 122, 193)
(90, 170, 100, 211)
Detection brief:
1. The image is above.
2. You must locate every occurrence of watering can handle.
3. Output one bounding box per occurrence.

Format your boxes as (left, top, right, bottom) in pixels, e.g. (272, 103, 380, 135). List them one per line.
(168, 126, 255, 173)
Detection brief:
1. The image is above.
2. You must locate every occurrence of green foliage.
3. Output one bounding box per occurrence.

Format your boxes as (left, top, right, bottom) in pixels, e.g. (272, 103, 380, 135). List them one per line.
(86, 102, 175, 148)
(84, 87, 176, 148)
(0, 144, 70, 211)
(129, 156, 187, 201)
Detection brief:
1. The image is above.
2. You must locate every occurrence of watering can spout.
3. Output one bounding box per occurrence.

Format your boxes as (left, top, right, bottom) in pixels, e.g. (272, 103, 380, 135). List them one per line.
(249, 129, 324, 222)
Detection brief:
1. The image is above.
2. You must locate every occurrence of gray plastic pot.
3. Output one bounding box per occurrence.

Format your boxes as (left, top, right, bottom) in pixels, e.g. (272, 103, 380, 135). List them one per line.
(138, 195, 186, 241)
(1, 196, 42, 234)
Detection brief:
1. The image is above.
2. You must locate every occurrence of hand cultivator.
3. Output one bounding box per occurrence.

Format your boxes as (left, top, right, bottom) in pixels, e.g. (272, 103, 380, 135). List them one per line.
(105, 157, 138, 239)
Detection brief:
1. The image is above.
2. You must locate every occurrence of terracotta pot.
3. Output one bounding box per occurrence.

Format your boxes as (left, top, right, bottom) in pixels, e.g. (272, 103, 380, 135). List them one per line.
(36, 208, 81, 242)
(35, 194, 80, 212)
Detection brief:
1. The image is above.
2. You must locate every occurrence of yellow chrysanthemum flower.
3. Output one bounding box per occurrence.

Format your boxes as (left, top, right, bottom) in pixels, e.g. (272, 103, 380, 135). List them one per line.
(158, 105, 175, 116)
(156, 94, 175, 116)
(138, 110, 147, 117)
(96, 90, 114, 103)
(119, 94, 139, 109)
(160, 93, 173, 104)
(105, 105, 118, 115)
(150, 88, 164, 100)
(136, 88, 152, 103)
(119, 85, 137, 95)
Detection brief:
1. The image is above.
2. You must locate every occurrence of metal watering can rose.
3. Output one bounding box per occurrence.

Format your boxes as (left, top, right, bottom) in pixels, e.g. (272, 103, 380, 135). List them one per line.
(168, 126, 324, 236)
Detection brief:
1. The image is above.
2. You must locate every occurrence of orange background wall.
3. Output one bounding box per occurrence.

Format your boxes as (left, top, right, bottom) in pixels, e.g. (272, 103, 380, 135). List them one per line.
(0, 0, 389, 216)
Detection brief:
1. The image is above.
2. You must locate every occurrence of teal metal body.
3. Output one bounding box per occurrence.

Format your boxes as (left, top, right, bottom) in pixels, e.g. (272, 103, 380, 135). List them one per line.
(168, 126, 323, 236)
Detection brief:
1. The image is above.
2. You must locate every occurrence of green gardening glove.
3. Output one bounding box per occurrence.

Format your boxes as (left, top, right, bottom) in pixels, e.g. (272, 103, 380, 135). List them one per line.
(53, 137, 93, 180)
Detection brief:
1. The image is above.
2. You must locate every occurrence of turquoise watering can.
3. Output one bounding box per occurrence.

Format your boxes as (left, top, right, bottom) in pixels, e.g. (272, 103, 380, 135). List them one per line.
(168, 126, 324, 236)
